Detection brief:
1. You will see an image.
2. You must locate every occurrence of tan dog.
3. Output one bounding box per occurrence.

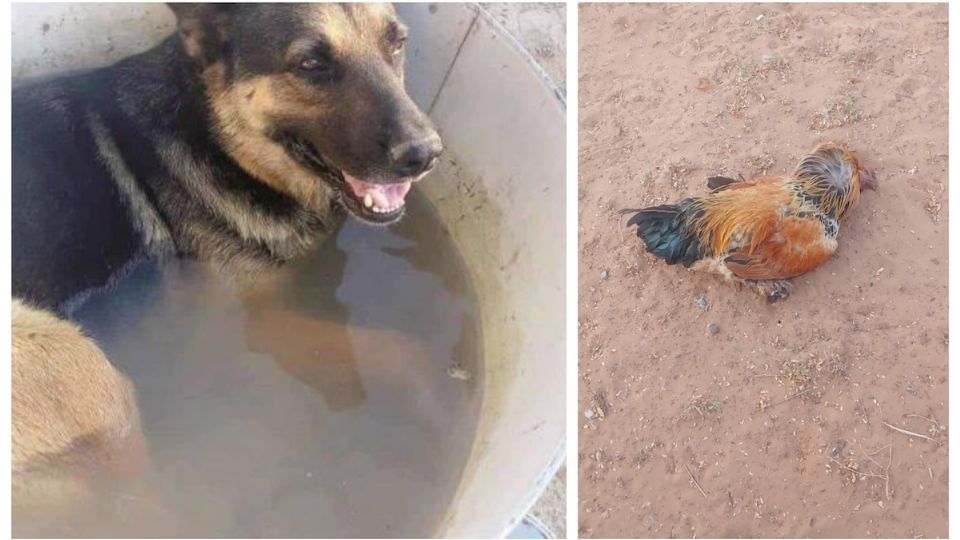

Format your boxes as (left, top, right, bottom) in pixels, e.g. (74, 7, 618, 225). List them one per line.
(12, 301, 147, 533)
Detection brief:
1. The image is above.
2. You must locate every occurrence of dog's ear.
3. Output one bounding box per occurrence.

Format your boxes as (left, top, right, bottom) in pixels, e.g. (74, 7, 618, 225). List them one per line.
(167, 3, 234, 65)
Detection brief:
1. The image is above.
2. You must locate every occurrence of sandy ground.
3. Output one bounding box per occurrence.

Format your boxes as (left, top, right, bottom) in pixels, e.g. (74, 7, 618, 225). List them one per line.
(578, 3, 947, 538)
(485, 3, 567, 94)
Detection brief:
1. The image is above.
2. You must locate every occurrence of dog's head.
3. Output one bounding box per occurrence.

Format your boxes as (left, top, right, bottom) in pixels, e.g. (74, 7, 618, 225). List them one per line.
(169, 3, 442, 224)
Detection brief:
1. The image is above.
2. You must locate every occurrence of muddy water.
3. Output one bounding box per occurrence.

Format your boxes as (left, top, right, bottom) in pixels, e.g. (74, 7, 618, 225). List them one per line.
(46, 190, 482, 538)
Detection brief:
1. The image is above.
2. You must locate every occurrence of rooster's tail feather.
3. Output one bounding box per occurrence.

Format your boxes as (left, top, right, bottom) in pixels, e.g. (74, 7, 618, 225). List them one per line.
(620, 202, 705, 267)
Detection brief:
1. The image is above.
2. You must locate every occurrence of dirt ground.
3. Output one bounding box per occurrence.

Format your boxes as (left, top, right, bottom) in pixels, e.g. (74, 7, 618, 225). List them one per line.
(485, 3, 567, 94)
(578, 3, 947, 538)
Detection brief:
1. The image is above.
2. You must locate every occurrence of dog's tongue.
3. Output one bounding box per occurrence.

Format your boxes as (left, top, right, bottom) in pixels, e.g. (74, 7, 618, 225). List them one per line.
(343, 174, 412, 212)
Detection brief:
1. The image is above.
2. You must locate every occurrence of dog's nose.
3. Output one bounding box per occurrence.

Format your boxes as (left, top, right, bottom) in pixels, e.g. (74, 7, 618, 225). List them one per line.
(389, 135, 443, 177)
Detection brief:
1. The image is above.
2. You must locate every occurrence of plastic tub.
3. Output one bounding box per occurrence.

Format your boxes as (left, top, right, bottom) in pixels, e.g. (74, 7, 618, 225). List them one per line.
(12, 4, 565, 538)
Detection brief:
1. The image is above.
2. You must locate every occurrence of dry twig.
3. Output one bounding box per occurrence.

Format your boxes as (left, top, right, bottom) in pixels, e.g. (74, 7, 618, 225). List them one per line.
(882, 420, 940, 444)
(685, 465, 708, 498)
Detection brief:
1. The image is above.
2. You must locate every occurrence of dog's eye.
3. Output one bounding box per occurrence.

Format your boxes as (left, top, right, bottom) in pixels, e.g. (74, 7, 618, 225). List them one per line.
(387, 22, 408, 56)
(299, 58, 326, 72)
(297, 57, 338, 80)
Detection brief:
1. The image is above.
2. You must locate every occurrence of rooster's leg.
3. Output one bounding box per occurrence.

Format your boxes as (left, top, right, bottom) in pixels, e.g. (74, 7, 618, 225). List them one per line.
(747, 279, 793, 303)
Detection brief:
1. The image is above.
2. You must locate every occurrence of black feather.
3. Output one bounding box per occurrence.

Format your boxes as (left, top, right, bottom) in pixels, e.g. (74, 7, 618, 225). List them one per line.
(707, 176, 739, 191)
(621, 200, 705, 267)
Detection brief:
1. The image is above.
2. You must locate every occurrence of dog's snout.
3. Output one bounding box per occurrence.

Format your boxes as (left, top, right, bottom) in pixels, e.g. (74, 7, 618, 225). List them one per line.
(389, 134, 443, 177)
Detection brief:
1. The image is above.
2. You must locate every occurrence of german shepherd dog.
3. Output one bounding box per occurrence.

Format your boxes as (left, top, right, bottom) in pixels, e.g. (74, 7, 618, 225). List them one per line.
(12, 3, 441, 523)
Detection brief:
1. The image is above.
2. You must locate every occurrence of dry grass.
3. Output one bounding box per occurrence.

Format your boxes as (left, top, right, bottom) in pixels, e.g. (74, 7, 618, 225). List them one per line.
(746, 152, 777, 175)
(840, 46, 878, 68)
(667, 159, 695, 180)
(592, 390, 610, 419)
(827, 354, 849, 378)
(690, 395, 723, 417)
(716, 54, 791, 115)
(812, 93, 864, 130)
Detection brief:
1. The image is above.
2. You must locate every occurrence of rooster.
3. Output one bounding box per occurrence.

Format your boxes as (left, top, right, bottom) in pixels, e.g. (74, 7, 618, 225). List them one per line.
(620, 143, 876, 302)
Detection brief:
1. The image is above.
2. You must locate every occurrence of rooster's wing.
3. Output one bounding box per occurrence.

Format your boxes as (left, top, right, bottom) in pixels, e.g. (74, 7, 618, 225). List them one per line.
(723, 214, 837, 280)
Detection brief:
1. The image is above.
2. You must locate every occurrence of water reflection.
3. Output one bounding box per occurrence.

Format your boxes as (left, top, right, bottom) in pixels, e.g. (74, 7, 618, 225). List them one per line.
(241, 237, 367, 411)
(49, 189, 483, 537)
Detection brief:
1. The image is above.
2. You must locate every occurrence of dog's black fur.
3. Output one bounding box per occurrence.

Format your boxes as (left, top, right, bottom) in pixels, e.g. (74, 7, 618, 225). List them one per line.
(13, 4, 441, 313)
(13, 74, 144, 311)
(13, 38, 325, 311)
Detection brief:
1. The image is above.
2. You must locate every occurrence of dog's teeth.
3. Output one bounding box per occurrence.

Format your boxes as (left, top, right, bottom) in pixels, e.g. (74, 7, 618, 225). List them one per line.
(363, 194, 373, 208)
(368, 203, 402, 215)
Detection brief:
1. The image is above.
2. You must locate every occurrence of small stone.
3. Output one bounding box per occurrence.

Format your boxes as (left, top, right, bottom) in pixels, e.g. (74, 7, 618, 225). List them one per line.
(696, 296, 709, 309)
(600, 270, 610, 280)
(585, 409, 596, 419)
(709, 323, 721, 335)
(447, 363, 473, 380)
(831, 439, 847, 459)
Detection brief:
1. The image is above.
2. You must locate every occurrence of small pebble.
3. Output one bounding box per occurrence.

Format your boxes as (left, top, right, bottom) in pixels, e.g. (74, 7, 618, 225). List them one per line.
(600, 270, 610, 280)
(696, 296, 709, 309)
(447, 363, 473, 380)
(831, 439, 847, 459)
(708, 323, 720, 335)
(585, 409, 596, 419)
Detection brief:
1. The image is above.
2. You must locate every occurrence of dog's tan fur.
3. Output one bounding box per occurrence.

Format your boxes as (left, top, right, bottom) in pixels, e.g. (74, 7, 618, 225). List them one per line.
(305, 3, 397, 54)
(156, 136, 325, 260)
(12, 301, 146, 514)
(205, 69, 334, 209)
